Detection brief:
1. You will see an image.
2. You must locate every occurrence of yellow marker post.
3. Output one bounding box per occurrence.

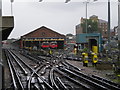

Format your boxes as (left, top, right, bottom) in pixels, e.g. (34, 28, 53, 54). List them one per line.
(82, 53, 88, 67)
(92, 54, 98, 67)
(49, 50, 52, 55)
(92, 46, 98, 54)
(74, 48, 77, 55)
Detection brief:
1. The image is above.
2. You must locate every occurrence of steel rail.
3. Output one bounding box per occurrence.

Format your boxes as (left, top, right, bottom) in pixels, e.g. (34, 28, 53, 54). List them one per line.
(27, 65, 46, 90)
(8, 50, 28, 75)
(20, 52, 46, 64)
(10, 50, 36, 71)
(40, 65, 50, 75)
(28, 62, 51, 90)
(6, 53, 18, 89)
(66, 66, 120, 90)
(11, 50, 54, 90)
(49, 68, 60, 90)
(92, 75, 120, 89)
(56, 77, 69, 90)
(54, 68, 91, 90)
(37, 77, 46, 90)
(5, 50, 24, 89)
(34, 83, 41, 90)
(64, 61, 81, 71)
(28, 73, 35, 90)
(22, 53, 41, 64)
(59, 67, 108, 90)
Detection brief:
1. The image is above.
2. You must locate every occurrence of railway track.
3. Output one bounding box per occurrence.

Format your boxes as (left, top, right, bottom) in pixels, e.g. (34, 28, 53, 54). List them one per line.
(4, 49, 53, 90)
(4, 49, 120, 90)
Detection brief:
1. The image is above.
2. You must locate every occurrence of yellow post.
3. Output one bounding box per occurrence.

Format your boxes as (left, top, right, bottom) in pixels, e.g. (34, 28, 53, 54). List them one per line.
(92, 54, 98, 67)
(74, 48, 77, 55)
(92, 46, 98, 54)
(82, 53, 88, 67)
(49, 50, 52, 55)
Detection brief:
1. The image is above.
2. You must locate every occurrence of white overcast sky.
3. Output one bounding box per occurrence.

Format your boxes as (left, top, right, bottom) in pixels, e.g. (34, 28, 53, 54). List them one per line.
(2, 0, 118, 39)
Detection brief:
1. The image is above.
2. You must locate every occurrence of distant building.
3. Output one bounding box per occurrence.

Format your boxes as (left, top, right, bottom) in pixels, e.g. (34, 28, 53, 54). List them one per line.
(76, 24, 83, 34)
(98, 19, 108, 39)
(66, 33, 76, 44)
(76, 15, 106, 52)
(76, 15, 108, 39)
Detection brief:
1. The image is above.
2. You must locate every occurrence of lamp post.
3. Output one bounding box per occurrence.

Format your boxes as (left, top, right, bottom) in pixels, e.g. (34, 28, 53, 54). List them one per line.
(10, 0, 14, 15)
(39, 0, 43, 2)
(65, 0, 97, 33)
(65, 0, 70, 3)
(85, 0, 98, 33)
(84, 0, 98, 33)
(84, 0, 89, 33)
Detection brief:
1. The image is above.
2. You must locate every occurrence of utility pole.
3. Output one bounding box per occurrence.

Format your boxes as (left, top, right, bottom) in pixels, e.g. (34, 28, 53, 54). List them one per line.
(118, 0, 120, 46)
(118, 0, 120, 63)
(84, 0, 97, 33)
(0, 0, 2, 89)
(65, 0, 88, 33)
(108, 0, 111, 43)
(85, 1, 88, 33)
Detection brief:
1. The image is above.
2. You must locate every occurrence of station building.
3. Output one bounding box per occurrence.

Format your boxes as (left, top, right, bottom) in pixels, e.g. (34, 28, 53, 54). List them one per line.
(76, 33, 102, 53)
(20, 26, 65, 50)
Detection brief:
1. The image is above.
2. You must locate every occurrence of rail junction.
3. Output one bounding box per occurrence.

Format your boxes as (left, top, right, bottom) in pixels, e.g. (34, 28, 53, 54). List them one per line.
(3, 48, 120, 90)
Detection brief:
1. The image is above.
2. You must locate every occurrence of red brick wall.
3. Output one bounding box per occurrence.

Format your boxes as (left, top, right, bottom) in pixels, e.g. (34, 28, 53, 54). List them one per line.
(22, 26, 65, 38)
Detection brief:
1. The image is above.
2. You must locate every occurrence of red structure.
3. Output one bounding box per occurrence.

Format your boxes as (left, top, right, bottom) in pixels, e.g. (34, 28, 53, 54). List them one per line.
(19, 26, 65, 49)
(49, 42, 58, 49)
(41, 42, 49, 48)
